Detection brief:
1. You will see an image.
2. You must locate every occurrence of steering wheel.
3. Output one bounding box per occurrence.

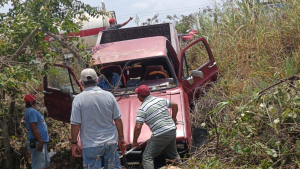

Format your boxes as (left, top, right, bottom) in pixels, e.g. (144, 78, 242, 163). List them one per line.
(148, 71, 168, 80)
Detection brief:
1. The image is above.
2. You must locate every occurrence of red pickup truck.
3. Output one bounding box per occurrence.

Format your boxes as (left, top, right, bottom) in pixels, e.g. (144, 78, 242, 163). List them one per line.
(43, 23, 218, 164)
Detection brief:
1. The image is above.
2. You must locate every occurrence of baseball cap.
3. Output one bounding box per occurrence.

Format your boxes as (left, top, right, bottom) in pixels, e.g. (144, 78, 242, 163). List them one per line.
(81, 68, 97, 82)
(135, 85, 150, 96)
(24, 94, 36, 103)
(109, 18, 117, 24)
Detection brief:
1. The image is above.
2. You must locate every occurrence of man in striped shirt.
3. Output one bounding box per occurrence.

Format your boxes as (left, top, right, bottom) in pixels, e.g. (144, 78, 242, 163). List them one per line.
(132, 85, 181, 169)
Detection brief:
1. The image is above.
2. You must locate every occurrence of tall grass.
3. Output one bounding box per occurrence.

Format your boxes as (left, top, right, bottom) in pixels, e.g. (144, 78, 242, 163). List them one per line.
(184, 0, 300, 168)
(193, 0, 300, 101)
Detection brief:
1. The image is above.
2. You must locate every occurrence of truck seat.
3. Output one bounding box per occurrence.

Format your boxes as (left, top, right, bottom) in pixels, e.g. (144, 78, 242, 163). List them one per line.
(144, 65, 169, 80)
(125, 65, 143, 80)
(100, 65, 126, 88)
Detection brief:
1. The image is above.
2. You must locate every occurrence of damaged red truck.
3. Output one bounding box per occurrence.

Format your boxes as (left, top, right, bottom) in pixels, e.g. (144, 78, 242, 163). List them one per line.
(43, 23, 218, 165)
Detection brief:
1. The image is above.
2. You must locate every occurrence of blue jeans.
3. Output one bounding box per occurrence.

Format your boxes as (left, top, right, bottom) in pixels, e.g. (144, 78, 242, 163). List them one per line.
(26, 141, 50, 169)
(82, 143, 121, 169)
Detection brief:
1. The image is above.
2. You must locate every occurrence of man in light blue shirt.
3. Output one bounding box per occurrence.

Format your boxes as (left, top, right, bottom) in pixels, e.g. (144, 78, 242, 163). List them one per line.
(71, 68, 126, 169)
(24, 94, 50, 169)
(97, 70, 122, 90)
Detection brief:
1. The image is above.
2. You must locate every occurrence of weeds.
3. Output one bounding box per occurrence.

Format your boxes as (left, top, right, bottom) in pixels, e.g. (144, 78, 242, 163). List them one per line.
(184, 0, 300, 168)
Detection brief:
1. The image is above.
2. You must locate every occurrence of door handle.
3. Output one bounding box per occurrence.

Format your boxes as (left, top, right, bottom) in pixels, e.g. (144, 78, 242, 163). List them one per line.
(208, 62, 216, 68)
(43, 91, 52, 94)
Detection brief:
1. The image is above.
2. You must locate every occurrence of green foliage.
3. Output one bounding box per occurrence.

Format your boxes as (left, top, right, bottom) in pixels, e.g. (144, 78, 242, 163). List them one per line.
(0, 0, 104, 92)
(184, 0, 300, 168)
(0, 0, 105, 167)
(175, 14, 196, 33)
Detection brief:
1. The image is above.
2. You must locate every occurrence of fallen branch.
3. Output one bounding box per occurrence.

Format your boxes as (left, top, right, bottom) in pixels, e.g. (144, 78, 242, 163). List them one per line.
(1, 27, 86, 68)
(43, 31, 86, 63)
(11, 27, 40, 60)
(165, 159, 180, 165)
(258, 75, 300, 95)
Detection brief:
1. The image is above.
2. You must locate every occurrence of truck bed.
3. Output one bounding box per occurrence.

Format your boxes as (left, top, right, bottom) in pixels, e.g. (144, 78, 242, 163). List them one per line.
(95, 23, 180, 54)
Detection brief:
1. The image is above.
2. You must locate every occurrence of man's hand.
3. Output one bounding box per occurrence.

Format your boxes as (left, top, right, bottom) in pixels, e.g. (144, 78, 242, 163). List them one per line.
(72, 144, 82, 157)
(171, 102, 178, 124)
(37, 142, 43, 152)
(132, 142, 140, 149)
(133, 123, 142, 149)
(122, 17, 134, 27)
(118, 137, 127, 152)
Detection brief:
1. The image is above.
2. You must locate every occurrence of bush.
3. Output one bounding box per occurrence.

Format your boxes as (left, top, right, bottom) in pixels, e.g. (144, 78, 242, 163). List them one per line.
(183, 0, 300, 168)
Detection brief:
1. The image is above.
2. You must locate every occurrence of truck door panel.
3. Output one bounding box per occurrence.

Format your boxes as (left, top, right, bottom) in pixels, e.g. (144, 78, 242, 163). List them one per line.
(179, 38, 218, 100)
(44, 64, 83, 123)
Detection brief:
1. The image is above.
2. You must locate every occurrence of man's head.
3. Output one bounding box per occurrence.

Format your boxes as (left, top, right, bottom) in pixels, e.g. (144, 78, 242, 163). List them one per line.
(135, 85, 150, 102)
(104, 71, 113, 82)
(80, 68, 99, 88)
(24, 94, 37, 108)
(109, 18, 117, 25)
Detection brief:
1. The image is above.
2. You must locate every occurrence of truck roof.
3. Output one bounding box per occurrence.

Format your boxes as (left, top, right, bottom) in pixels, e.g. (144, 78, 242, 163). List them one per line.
(91, 36, 168, 65)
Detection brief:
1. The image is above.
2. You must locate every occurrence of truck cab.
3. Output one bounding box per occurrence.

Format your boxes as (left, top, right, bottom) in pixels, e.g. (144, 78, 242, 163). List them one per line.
(43, 23, 218, 163)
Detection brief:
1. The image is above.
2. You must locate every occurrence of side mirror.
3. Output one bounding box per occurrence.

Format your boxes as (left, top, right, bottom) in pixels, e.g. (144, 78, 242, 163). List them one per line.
(191, 70, 204, 79)
(60, 86, 70, 94)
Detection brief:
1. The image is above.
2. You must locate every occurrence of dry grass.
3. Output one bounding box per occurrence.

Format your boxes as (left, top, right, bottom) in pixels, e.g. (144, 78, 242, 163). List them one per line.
(179, 0, 300, 168)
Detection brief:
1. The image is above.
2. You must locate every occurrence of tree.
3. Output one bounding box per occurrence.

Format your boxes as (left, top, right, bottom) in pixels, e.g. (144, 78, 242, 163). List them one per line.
(135, 12, 196, 34)
(174, 14, 196, 33)
(141, 13, 159, 26)
(0, 0, 104, 168)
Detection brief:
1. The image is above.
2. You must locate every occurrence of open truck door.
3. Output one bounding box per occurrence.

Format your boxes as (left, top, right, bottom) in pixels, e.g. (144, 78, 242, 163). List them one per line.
(43, 64, 83, 123)
(178, 37, 219, 100)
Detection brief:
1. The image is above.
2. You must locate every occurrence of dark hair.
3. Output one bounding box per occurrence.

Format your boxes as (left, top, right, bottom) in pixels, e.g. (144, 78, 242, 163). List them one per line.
(26, 100, 36, 108)
(104, 71, 113, 79)
(82, 79, 98, 87)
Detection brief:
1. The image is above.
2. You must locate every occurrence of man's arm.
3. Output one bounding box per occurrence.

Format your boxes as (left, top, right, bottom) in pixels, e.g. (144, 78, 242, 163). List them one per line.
(71, 124, 80, 143)
(115, 119, 125, 140)
(132, 123, 143, 148)
(115, 118, 126, 152)
(71, 124, 82, 157)
(171, 102, 178, 123)
(30, 122, 43, 152)
(121, 17, 133, 27)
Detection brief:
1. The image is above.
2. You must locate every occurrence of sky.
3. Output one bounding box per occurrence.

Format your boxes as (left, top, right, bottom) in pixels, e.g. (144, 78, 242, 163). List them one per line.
(0, 0, 221, 28)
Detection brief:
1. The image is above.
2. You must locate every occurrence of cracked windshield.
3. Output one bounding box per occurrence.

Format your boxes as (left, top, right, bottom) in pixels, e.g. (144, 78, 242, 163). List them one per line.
(95, 57, 177, 96)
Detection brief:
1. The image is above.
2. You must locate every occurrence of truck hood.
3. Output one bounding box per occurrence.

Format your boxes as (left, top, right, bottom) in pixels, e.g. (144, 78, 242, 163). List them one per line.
(116, 88, 185, 147)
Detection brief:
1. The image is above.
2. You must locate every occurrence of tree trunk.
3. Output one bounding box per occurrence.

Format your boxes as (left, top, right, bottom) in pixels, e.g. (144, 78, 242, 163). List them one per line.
(0, 91, 14, 169)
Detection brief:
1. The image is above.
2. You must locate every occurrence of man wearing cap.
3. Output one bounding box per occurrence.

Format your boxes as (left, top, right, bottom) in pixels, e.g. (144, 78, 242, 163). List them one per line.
(70, 68, 126, 169)
(105, 17, 133, 30)
(24, 94, 50, 169)
(132, 85, 181, 169)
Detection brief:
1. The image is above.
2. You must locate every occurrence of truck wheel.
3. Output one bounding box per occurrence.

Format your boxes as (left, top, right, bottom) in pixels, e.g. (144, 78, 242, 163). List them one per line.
(190, 127, 208, 153)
